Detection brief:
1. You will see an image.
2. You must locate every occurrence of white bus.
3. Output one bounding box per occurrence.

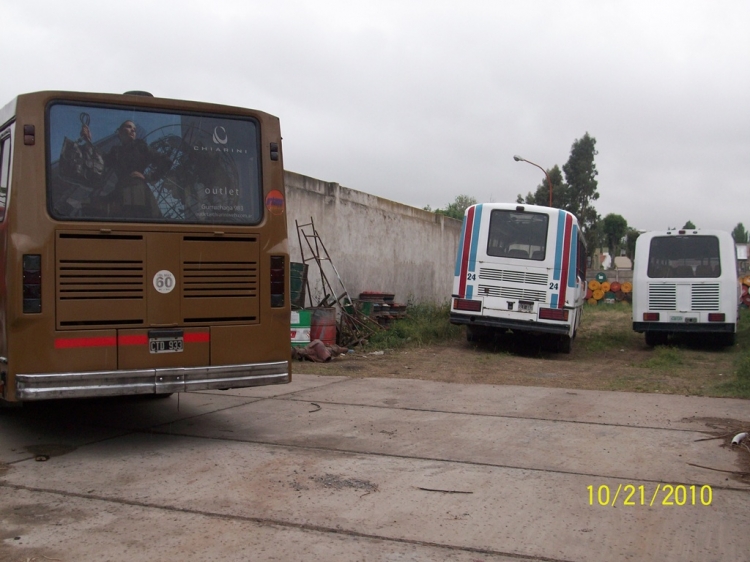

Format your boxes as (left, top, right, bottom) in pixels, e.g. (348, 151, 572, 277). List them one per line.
(632, 229, 740, 346)
(450, 203, 587, 353)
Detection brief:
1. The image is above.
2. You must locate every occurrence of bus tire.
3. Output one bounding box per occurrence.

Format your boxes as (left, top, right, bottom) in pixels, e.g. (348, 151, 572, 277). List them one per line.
(466, 326, 490, 343)
(722, 332, 737, 347)
(557, 335, 572, 354)
(645, 331, 667, 347)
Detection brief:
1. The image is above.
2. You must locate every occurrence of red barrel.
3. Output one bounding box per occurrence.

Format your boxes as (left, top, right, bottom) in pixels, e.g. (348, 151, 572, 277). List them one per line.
(310, 308, 337, 345)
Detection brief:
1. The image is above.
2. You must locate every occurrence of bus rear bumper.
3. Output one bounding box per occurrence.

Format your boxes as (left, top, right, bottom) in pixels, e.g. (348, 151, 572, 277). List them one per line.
(632, 322, 735, 334)
(450, 312, 571, 335)
(14, 361, 290, 401)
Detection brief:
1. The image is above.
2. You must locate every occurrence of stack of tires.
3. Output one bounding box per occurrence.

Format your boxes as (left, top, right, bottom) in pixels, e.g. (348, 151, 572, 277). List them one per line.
(586, 272, 632, 305)
(741, 275, 750, 307)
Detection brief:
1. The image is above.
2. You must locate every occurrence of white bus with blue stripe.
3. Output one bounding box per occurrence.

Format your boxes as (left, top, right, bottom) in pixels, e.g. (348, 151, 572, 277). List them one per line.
(450, 203, 587, 353)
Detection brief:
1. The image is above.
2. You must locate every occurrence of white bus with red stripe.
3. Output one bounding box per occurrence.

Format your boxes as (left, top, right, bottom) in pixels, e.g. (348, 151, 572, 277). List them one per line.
(450, 203, 587, 353)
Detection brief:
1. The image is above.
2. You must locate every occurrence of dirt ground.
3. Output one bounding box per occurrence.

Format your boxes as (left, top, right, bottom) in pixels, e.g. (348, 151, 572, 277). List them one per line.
(295, 306, 743, 397)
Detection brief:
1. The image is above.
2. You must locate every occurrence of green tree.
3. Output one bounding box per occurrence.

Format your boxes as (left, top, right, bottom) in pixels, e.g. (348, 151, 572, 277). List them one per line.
(683, 220, 696, 229)
(562, 132, 600, 249)
(732, 223, 748, 243)
(516, 165, 566, 208)
(514, 133, 601, 250)
(601, 214, 628, 260)
(434, 194, 477, 220)
(625, 228, 641, 262)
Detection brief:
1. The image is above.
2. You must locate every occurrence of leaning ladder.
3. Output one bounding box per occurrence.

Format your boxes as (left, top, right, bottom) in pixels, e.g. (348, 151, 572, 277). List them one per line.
(295, 218, 380, 346)
(295, 217, 353, 310)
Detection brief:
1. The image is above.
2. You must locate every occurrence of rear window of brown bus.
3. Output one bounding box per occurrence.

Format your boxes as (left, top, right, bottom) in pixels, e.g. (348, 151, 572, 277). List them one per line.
(46, 103, 263, 224)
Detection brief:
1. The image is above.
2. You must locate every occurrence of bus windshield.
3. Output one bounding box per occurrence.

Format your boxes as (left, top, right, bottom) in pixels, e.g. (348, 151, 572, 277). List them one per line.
(47, 103, 262, 224)
(486, 209, 548, 260)
(647, 235, 721, 278)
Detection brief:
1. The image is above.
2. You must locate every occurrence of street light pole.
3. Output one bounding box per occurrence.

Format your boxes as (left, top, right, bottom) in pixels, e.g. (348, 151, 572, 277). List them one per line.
(514, 155, 553, 207)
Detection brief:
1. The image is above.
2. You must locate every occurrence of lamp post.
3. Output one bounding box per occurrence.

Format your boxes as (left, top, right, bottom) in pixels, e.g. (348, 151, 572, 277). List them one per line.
(514, 155, 553, 207)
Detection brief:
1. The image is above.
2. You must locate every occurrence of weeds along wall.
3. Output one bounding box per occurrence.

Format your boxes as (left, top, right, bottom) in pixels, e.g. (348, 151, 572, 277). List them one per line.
(285, 171, 462, 305)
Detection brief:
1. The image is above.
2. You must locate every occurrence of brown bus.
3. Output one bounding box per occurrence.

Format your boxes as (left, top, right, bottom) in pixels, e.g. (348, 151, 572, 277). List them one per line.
(0, 90, 291, 402)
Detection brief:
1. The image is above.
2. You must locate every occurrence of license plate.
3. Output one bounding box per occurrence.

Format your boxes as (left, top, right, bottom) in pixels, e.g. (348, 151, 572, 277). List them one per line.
(149, 336, 184, 354)
(670, 316, 683, 322)
(519, 301, 534, 313)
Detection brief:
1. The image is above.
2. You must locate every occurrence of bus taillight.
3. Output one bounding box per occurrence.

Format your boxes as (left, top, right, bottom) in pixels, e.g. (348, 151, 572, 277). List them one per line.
(643, 313, 660, 321)
(270, 255, 285, 308)
(538, 307, 569, 321)
(453, 298, 481, 312)
(708, 313, 725, 322)
(23, 254, 42, 313)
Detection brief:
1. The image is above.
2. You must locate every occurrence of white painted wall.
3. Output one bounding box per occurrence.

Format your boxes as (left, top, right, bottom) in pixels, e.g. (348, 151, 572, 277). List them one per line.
(285, 171, 462, 305)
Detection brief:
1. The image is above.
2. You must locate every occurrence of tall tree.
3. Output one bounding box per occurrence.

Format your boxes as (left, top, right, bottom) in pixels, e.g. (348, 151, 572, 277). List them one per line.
(562, 133, 600, 249)
(682, 220, 696, 229)
(517, 165, 567, 208)
(732, 223, 748, 243)
(625, 228, 641, 262)
(434, 194, 477, 220)
(601, 214, 628, 259)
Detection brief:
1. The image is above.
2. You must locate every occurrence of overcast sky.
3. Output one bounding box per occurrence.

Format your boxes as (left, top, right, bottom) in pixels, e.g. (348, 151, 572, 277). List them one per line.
(2, 0, 748, 232)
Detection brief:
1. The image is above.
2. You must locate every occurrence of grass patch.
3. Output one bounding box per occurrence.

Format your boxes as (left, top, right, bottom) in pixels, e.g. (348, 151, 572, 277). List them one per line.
(717, 353, 750, 398)
(577, 302, 639, 353)
(711, 308, 750, 398)
(366, 302, 463, 350)
(640, 346, 684, 370)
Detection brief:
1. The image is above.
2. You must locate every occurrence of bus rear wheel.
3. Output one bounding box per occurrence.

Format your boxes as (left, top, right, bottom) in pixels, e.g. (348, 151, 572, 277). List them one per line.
(645, 331, 668, 347)
(466, 325, 491, 343)
(721, 332, 737, 347)
(556, 335, 572, 354)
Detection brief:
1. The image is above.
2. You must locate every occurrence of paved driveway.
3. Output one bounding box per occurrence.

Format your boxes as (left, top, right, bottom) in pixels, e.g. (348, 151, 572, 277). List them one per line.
(1, 375, 749, 561)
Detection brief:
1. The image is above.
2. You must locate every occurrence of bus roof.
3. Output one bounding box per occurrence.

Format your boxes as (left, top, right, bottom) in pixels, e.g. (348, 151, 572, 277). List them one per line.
(465, 202, 575, 217)
(637, 229, 733, 239)
(1, 90, 279, 123)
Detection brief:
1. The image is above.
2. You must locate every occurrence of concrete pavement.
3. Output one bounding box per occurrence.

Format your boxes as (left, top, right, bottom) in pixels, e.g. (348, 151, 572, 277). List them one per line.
(1, 374, 749, 561)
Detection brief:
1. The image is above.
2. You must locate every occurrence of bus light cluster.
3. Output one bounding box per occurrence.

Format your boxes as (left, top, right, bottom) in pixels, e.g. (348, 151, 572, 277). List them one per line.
(23, 254, 42, 313)
(453, 298, 482, 312)
(538, 307, 569, 322)
(270, 255, 286, 308)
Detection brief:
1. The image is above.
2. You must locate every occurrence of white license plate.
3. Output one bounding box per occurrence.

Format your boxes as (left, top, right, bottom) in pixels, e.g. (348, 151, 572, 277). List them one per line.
(149, 337, 184, 354)
(670, 316, 683, 322)
(519, 302, 534, 313)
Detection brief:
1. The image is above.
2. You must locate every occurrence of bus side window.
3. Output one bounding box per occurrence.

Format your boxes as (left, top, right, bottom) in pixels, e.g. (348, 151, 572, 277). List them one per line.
(0, 133, 10, 222)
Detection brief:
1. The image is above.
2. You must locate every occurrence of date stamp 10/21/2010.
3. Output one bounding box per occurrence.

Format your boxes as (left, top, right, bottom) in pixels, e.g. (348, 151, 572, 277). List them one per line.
(587, 484, 713, 507)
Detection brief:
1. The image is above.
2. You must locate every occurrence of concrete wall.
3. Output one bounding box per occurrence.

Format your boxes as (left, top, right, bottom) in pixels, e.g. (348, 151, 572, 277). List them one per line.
(285, 171, 462, 305)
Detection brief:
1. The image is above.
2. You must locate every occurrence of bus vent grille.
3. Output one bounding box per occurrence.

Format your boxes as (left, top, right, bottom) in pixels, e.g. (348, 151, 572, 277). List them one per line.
(478, 285, 547, 302)
(182, 262, 259, 298)
(691, 284, 720, 311)
(648, 284, 677, 310)
(479, 268, 548, 286)
(58, 260, 146, 300)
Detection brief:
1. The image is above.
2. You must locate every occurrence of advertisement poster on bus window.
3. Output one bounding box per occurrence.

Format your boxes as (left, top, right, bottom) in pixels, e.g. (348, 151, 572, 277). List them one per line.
(47, 103, 263, 225)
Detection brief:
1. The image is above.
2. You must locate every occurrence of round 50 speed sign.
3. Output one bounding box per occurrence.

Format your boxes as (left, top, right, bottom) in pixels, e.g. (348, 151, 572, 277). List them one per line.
(153, 270, 176, 294)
